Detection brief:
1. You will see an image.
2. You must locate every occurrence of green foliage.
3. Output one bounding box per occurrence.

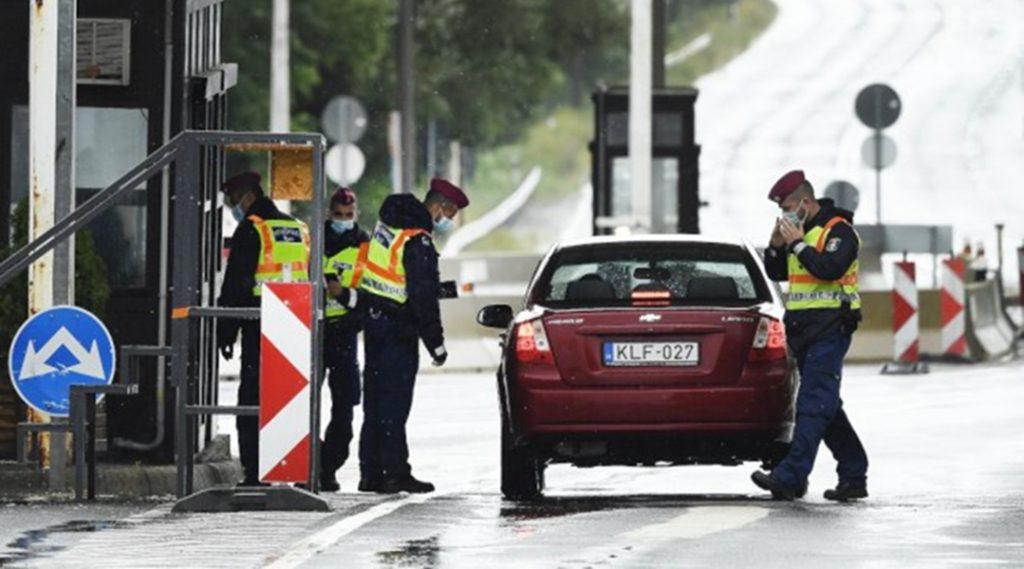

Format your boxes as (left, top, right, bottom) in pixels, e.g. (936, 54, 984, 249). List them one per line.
(221, 0, 630, 189)
(0, 200, 110, 355)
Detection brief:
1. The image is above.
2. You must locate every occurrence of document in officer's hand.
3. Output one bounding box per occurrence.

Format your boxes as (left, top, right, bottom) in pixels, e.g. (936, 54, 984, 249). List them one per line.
(438, 280, 459, 300)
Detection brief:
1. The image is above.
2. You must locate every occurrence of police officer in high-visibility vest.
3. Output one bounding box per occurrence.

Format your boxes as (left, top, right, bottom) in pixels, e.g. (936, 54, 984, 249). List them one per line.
(319, 187, 370, 492)
(216, 171, 310, 486)
(357, 178, 469, 494)
(752, 170, 869, 502)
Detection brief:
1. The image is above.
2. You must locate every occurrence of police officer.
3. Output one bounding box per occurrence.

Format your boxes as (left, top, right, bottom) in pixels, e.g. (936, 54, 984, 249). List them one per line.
(319, 187, 370, 492)
(357, 178, 469, 494)
(751, 170, 869, 502)
(217, 171, 310, 486)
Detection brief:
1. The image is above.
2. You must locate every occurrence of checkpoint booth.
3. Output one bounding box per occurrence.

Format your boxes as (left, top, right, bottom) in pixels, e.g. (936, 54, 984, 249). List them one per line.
(589, 86, 702, 235)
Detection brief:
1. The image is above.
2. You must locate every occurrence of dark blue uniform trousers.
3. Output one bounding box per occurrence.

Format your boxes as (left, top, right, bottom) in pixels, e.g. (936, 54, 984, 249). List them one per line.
(772, 331, 868, 492)
(320, 324, 361, 476)
(237, 321, 261, 483)
(359, 310, 419, 480)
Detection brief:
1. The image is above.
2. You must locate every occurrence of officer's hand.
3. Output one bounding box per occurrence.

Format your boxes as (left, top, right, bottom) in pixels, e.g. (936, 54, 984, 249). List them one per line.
(770, 220, 786, 248)
(779, 218, 805, 246)
(219, 342, 234, 361)
(431, 345, 448, 367)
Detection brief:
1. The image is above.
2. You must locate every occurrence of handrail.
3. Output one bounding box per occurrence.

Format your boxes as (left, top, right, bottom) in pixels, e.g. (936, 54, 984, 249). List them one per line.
(0, 133, 184, 288)
(0, 129, 324, 289)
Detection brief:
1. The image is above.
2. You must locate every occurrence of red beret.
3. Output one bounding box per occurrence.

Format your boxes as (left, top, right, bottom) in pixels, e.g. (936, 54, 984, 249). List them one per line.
(330, 186, 357, 207)
(768, 170, 805, 203)
(222, 171, 262, 194)
(429, 178, 469, 209)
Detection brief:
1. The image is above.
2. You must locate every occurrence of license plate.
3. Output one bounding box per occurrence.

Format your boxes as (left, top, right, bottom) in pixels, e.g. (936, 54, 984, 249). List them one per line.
(602, 341, 699, 367)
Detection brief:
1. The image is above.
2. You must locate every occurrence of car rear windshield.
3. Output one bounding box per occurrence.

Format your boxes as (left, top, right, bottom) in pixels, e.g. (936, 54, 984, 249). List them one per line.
(530, 242, 771, 308)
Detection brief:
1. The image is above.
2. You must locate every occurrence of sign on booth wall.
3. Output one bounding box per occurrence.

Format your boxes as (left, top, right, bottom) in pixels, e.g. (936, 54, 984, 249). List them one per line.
(7, 306, 116, 417)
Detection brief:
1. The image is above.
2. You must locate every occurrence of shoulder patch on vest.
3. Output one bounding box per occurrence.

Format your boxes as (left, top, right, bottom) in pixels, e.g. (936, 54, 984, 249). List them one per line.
(272, 226, 303, 243)
(825, 237, 842, 252)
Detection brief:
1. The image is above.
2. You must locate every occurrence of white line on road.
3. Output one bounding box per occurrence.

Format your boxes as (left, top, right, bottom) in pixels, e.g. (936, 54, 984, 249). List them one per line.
(262, 493, 436, 569)
(624, 506, 769, 540)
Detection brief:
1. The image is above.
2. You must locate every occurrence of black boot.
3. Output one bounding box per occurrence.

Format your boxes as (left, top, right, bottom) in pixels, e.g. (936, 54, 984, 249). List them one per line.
(824, 481, 868, 502)
(378, 474, 435, 494)
(320, 474, 341, 493)
(750, 471, 799, 501)
(358, 475, 382, 492)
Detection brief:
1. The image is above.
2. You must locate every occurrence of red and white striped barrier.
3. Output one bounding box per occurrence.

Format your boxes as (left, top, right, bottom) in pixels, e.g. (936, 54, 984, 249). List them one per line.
(891, 261, 919, 363)
(259, 282, 313, 483)
(940, 258, 967, 357)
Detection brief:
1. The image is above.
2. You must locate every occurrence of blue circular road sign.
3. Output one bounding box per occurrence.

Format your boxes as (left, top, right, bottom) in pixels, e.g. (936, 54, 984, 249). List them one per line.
(7, 306, 116, 417)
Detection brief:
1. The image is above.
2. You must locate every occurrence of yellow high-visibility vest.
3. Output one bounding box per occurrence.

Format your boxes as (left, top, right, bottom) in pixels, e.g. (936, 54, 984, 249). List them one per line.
(323, 242, 369, 318)
(249, 215, 310, 296)
(358, 222, 430, 305)
(786, 216, 861, 311)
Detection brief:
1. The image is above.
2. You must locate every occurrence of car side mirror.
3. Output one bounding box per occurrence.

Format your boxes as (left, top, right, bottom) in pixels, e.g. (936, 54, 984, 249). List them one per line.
(477, 304, 514, 329)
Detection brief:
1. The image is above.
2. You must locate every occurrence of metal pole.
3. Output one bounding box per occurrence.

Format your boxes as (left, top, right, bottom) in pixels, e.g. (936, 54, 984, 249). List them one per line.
(398, 0, 416, 193)
(652, 0, 666, 89)
(389, 111, 402, 193)
(630, 0, 653, 233)
(308, 139, 325, 491)
(270, 0, 290, 132)
(874, 129, 882, 224)
(29, 0, 61, 482)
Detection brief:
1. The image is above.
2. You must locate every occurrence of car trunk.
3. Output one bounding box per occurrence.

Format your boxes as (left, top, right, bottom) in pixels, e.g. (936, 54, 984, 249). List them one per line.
(542, 307, 761, 388)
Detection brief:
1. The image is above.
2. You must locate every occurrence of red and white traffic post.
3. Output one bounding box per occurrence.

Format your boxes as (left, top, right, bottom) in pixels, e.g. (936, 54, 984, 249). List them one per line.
(882, 260, 929, 374)
(259, 282, 314, 483)
(940, 258, 967, 359)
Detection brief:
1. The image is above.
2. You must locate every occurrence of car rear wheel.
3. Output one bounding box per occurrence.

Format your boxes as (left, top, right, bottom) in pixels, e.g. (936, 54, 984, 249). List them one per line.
(501, 417, 545, 501)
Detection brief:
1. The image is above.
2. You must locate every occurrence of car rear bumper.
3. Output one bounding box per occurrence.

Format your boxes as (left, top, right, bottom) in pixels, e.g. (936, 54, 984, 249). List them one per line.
(512, 383, 792, 437)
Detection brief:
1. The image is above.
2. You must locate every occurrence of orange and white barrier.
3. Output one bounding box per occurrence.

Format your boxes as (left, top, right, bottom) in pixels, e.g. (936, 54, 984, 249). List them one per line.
(891, 261, 919, 363)
(259, 282, 312, 483)
(940, 259, 967, 357)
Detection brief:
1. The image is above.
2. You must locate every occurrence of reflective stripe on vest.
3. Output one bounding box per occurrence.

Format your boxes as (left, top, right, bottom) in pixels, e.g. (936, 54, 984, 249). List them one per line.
(358, 223, 430, 304)
(249, 215, 311, 296)
(324, 242, 369, 318)
(786, 216, 861, 311)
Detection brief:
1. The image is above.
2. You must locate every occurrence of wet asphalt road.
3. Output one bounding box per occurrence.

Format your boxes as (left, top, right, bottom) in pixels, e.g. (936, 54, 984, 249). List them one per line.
(5, 359, 1023, 568)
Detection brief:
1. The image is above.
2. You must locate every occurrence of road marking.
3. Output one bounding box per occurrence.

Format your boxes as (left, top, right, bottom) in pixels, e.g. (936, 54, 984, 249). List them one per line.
(262, 494, 435, 568)
(624, 506, 768, 540)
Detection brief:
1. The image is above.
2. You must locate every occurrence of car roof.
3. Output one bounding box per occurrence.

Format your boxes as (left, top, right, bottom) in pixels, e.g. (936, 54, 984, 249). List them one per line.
(554, 234, 752, 250)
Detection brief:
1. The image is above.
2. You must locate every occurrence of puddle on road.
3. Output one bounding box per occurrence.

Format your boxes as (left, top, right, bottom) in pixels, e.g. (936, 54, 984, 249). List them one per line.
(499, 493, 765, 523)
(0, 519, 132, 566)
(375, 535, 441, 568)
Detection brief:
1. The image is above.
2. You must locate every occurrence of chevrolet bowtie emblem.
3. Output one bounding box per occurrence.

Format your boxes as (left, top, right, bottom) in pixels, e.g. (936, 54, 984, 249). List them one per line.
(639, 313, 662, 323)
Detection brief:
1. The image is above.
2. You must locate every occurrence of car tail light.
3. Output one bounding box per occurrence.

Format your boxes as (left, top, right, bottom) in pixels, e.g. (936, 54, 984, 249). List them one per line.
(515, 318, 554, 365)
(748, 317, 787, 361)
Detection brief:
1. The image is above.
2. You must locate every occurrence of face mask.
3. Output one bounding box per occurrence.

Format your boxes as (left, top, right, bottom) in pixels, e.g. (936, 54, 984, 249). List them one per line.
(331, 219, 354, 233)
(231, 205, 245, 223)
(433, 216, 454, 233)
(781, 200, 806, 226)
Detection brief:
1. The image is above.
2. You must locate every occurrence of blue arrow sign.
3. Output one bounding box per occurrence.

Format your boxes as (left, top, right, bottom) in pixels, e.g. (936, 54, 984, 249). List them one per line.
(7, 306, 116, 417)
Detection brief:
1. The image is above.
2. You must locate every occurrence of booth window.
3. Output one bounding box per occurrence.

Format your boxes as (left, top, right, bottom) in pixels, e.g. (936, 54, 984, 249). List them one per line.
(9, 106, 149, 288)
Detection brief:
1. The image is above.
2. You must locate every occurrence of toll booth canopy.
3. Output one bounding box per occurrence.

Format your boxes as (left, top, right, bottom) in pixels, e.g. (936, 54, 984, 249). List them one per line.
(590, 87, 701, 235)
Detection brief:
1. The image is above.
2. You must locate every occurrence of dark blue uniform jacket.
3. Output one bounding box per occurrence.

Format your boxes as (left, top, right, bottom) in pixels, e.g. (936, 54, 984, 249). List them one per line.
(363, 194, 445, 355)
(763, 198, 861, 352)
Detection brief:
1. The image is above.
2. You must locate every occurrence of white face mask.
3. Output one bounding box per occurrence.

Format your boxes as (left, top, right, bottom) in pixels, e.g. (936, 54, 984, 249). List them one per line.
(433, 216, 454, 233)
(781, 199, 807, 226)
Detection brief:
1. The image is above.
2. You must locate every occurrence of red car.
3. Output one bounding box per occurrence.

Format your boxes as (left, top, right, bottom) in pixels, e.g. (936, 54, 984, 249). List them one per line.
(477, 236, 796, 500)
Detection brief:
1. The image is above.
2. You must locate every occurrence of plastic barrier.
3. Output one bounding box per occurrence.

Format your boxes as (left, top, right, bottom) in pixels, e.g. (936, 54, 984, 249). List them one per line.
(964, 280, 1016, 360)
(259, 282, 313, 483)
(881, 262, 929, 373)
(940, 259, 967, 357)
(891, 261, 920, 363)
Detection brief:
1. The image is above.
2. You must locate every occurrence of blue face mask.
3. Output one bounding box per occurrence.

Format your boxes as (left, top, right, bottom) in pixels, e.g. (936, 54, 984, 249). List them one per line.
(433, 216, 454, 233)
(331, 219, 355, 233)
(231, 205, 245, 223)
